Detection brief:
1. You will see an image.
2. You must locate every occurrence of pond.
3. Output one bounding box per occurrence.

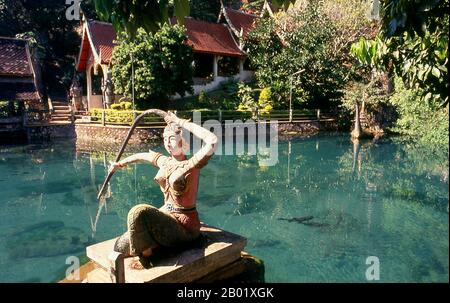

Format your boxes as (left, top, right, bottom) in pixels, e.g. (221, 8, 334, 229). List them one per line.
(0, 134, 448, 282)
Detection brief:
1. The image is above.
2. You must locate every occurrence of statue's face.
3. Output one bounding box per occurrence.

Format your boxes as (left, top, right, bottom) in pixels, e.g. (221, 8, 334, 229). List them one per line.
(164, 134, 183, 157)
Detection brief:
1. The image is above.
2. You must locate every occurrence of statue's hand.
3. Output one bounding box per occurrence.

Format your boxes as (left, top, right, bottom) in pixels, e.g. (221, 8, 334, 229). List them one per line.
(109, 162, 124, 174)
(164, 111, 181, 125)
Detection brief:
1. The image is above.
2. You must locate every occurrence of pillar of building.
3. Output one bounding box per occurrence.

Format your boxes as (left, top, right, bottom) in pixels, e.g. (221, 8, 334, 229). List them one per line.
(213, 55, 218, 79)
(239, 58, 244, 79)
(86, 66, 92, 111)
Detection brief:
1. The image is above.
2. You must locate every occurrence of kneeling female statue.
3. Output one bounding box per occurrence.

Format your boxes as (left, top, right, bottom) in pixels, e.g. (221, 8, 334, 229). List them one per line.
(109, 111, 218, 269)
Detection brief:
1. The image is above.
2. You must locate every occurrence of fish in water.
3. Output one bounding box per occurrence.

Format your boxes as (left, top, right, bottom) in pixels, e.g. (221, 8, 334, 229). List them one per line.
(278, 216, 314, 224)
(301, 221, 330, 228)
(278, 216, 331, 228)
(283, 209, 362, 232)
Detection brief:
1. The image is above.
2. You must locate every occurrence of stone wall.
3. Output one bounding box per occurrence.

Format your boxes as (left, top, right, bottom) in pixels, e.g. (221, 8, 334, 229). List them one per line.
(278, 119, 338, 134)
(6, 119, 337, 146)
(75, 119, 338, 147)
(75, 123, 163, 145)
(26, 124, 76, 142)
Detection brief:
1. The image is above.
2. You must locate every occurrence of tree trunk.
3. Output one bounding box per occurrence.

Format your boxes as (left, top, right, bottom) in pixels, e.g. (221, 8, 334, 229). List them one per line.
(351, 102, 362, 139)
(352, 138, 361, 176)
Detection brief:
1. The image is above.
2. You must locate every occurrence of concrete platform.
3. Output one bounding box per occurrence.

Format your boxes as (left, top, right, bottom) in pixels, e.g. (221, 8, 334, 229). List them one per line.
(85, 224, 247, 283)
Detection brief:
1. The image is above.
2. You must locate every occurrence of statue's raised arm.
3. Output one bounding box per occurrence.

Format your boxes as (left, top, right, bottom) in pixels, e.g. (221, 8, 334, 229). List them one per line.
(163, 112, 218, 180)
(112, 110, 218, 270)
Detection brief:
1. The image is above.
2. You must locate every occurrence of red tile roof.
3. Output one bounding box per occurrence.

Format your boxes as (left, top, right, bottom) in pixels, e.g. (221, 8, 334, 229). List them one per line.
(173, 17, 245, 57)
(77, 18, 244, 71)
(223, 8, 258, 38)
(0, 82, 40, 101)
(89, 21, 116, 64)
(0, 37, 33, 77)
(76, 20, 116, 72)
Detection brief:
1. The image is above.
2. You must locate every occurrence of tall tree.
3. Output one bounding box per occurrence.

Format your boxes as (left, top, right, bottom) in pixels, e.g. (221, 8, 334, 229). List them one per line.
(379, 0, 449, 106)
(246, 1, 348, 109)
(111, 24, 194, 109)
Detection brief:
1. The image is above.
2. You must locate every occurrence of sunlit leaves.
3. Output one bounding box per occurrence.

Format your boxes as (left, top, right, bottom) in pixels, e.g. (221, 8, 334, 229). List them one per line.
(350, 37, 382, 68)
(360, 0, 449, 107)
(381, 0, 446, 38)
(390, 77, 449, 150)
(271, 0, 297, 12)
(93, 0, 190, 40)
(110, 24, 194, 108)
(246, 2, 347, 108)
(173, 0, 190, 25)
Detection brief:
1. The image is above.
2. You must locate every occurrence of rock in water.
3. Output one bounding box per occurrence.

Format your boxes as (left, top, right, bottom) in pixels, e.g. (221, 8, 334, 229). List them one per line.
(6, 221, 92, 259)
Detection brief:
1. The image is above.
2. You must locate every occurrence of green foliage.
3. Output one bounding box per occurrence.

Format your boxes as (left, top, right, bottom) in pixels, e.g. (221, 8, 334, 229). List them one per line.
(197, 79, 241, 110)
(191, 0, 242, 22)
(320, 0, 374, 46)
(237, 83, 273, 119)
(93, 0, 190, 39)
(350, 37, 383, 68)
(190, 0, 221, 22)
(246, 1, 348, 109)
(237, 82, 258, 118)
(241, 0, 266, 14)
(377, 0, 449, 106)
(122, 101, 133, 110)
(90, 109, 134, 124)
(0, 101, 23, 118)
(110, 101, 132, 111)
(245, 18, 291, 108)
(340, 75, 394, 131)
(89, 109, 164, 124)
(0, 101, 8, 118)
(111, 24, 194, 109)
(380, 0, 448, 38)
(198, 90, 207, 104)
(271, 0, 297, 11)
(258, 87, 273, 113)
(171, 79, 241, 110)
(110, 104, 120, 111)
(341, 79, 391, 113)
(389, 77, 449, 150)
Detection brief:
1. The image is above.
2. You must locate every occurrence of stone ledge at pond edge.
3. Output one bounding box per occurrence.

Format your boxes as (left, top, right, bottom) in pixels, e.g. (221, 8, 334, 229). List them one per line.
(75, 120, 338, 146)
(75, 123, 163, 144)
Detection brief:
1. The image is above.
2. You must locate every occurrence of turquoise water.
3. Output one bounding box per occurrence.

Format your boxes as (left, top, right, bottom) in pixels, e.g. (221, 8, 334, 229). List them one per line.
(0, 134, 448, 282)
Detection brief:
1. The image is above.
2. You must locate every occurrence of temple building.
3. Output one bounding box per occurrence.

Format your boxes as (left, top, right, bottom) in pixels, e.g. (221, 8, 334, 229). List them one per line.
(0, 37, 43, 118)
(74, 7, 258, 111)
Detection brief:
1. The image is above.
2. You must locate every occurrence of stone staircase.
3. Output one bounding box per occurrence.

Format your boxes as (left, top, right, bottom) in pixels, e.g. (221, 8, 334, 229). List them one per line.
(50, 100, 73, 124)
